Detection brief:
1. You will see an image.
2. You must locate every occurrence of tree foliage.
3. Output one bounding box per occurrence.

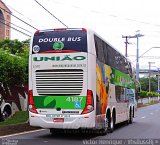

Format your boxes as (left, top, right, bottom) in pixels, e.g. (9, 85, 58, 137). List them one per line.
(0, 39, 29, 55)
(0, 39, 29, 85)
(140, 77, 158, 92)
(139, 90, 159, 98)
(139, 91, 147, 98)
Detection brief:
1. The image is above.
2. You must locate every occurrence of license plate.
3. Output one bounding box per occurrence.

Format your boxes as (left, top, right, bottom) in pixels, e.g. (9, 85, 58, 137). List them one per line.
(53, 118, 64, 122)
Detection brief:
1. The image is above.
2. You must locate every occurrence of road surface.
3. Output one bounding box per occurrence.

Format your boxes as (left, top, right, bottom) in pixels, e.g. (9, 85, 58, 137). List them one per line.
(1, 103, 160, 145)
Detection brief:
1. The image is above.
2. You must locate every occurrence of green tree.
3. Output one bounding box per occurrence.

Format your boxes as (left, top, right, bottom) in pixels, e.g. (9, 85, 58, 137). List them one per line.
(139, 91, 147, 98)
(0, 50, 27, 85)
(0, 39, 29, 85)
(140, 77, 158, 92)
(0, 39, 30, 55)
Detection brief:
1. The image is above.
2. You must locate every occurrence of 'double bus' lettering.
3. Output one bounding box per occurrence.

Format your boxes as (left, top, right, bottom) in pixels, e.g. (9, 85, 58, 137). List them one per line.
(38, 37, 65, 43)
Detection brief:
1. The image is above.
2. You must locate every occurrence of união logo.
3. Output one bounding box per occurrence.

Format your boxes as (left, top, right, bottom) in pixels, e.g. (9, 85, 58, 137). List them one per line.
(53, 41, 64, 50)
(33, 55, 86, 61)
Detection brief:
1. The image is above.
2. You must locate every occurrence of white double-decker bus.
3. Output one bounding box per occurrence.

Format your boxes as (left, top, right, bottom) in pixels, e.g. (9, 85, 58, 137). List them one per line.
(29, 28, 137, 134)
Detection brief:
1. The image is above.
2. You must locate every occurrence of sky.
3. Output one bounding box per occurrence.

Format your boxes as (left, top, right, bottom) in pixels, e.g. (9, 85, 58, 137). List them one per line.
(2, 0, 160, 70)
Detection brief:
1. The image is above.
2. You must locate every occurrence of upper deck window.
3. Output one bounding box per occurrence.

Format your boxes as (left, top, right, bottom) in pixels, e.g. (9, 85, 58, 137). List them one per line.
(32, 30, 87, 54)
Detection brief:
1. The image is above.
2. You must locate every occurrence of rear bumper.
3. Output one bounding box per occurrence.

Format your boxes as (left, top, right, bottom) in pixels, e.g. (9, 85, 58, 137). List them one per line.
(29, 111, 95, 129)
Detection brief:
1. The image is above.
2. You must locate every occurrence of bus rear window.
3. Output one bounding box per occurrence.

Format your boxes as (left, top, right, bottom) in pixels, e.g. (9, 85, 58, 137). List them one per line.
(32, 30, 87, 53)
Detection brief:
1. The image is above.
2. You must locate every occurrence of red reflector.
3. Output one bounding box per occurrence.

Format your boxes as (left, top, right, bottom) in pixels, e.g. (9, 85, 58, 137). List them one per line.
(34, 30, 40, 35)
(82, 28, 87, 32)
(39, 50, 78, 53)
(53, 118, 64, 122)
(54, 28, 66, 31)
(84, 116, 89, 118)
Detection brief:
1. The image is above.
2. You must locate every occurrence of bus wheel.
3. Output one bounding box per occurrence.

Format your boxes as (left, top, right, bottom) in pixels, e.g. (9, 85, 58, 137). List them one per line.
(129, 109, 133, 124)
(108, 113, 115, 133)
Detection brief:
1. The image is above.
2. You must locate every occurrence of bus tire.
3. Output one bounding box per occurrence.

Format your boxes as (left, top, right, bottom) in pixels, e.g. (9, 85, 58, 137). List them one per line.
(129, 108, 133, 124)
(108, 112, 115, 133)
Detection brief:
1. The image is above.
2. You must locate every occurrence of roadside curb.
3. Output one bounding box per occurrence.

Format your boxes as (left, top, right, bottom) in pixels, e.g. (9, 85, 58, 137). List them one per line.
(0, 123, 40, 136)
(0, 129, 46, 138)
(137, 102, 160, 108)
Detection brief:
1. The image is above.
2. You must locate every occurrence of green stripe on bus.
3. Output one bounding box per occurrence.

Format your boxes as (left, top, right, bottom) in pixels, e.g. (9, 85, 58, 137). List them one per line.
(111, 68, 135, 89)
(33, 96, 86, 109)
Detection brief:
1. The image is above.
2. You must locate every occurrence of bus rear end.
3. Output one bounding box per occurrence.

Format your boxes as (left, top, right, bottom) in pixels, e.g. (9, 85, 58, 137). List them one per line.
(29, 28, 95, 129)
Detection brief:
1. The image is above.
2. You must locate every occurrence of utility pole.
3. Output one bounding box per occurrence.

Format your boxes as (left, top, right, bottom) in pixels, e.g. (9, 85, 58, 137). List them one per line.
(122, 31, 144, 81)
(158, 68, 160, 92)
(148, 62, 155, 92)
(157, 68, 160, 100)
(122, 36, 129, 57)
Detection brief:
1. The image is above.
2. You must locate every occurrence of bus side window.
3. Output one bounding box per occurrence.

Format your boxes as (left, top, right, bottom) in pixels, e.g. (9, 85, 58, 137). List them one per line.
(116, 86, 125, 102)
(119, 56, 125, 73)
(107, 45, 115, 68)
(127, 62, 133, 76)
(115, 86, 121, 102)
(94, 35, 105, 63)
(126, 89, 134, 102)
(95, 41, 99, 58)
(103, 42, 108, 64)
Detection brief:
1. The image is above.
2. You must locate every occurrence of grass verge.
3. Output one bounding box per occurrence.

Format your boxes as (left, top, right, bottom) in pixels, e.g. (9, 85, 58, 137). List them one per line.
(0, 111, 28, 126)
(147, 100, 159, 105)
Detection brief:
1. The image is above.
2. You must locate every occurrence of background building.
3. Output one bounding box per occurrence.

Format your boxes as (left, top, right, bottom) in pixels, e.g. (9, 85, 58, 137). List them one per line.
(0, 0, 11, 39)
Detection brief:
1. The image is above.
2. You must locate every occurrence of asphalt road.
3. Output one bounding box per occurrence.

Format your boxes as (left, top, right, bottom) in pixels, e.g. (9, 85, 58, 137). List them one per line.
(1, 103, 160, 145)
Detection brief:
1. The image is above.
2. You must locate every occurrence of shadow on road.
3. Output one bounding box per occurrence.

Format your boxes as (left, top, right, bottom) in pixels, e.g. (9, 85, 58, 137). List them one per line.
(36, 122, 132, 140)
(37, 129, 99, 140)
(34, 116, 153, 141)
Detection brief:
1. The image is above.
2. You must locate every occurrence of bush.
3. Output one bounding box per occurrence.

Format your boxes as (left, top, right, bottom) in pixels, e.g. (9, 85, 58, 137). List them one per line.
(153, 92, 160, 97)
(0, 50, 28, 85)
(0, 39, 29, 85)
(147, 91, 159, 97)
(139, 91, 160, 99)
(139, 91, 147, 98)
(147, 92, 154, 97)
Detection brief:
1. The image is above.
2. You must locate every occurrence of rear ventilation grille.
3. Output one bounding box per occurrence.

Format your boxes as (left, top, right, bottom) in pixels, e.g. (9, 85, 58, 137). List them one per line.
(35, 69, 83, 96)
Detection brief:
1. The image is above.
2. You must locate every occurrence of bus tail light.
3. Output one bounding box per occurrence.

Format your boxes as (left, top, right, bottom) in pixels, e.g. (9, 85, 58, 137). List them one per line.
(81, 90, 94, 114)
(28, 90, 38, 114)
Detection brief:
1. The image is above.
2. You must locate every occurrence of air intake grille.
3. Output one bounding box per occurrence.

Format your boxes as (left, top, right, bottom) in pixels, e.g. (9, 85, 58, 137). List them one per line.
(35, 69, 83, 96)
